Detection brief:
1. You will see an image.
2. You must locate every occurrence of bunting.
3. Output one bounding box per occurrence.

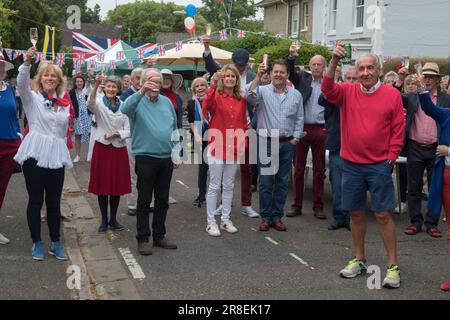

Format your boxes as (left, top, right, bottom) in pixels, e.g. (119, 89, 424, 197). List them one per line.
(158, 44, 165, 56)
(219, 29, 228, 41)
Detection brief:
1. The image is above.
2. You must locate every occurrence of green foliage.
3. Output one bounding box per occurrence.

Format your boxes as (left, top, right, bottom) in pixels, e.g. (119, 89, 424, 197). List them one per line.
(199, 0, 256, 30)
(383, 57, 450, 77)
(238, 19, 264, 32)
(211, 33, 284, 55)
(253, 42, 332, 68)
(106, 0, 202, 43)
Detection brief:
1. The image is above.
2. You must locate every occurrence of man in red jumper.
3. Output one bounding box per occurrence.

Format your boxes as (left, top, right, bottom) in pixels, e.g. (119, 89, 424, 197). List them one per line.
(322, 46, 405, 289)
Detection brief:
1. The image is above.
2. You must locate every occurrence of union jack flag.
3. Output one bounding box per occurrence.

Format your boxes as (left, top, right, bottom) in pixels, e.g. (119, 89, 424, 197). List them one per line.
(137, 48, 144, 59)
(97, 53, 105, 62)
(219, 29, 228, 41)
(56, 53, 65, 67)
(116, 51, 124, 61)
(128, 59, 134, 69)
(72, 32, 119, 60)
(175, 41, 183, 52)
(89, 59, 97, 69)
(110, 60, 116, 70)
(35, 52, 44, 63)
(237, 30, 246, 39)
(352, 47, 358, 52)
(12, 50, 20, 60)
(158, 44, 165, 56)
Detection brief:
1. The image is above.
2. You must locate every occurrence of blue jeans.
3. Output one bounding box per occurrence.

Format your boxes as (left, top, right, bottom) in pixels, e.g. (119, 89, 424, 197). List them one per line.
(258, 139, 296, 222)
(328, 151, 349, 223)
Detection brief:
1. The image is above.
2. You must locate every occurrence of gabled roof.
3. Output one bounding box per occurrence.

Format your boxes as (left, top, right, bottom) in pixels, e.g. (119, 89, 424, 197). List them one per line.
(256, 0, 283, 8)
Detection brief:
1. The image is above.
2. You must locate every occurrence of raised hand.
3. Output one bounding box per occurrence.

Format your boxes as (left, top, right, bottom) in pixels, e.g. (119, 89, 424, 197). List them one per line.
(24, 47, 37, 65)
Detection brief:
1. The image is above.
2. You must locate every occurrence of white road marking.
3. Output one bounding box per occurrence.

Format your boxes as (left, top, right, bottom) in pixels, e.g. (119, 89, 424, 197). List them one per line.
(265, 237, 279, 245)
(250, 228, 258, 232)
(176, 180, 190, 188)
(289, 253, 309, 266)
(118, 248, 146, 280)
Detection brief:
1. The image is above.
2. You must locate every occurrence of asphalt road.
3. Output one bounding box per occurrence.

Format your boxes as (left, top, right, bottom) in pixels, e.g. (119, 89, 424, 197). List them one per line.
(70, 145, 450, 300)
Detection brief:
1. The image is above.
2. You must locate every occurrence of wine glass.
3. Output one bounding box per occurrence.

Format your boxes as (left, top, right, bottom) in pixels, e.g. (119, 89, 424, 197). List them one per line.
(206, 24, 212, 36)
(30, 28, 38, 48)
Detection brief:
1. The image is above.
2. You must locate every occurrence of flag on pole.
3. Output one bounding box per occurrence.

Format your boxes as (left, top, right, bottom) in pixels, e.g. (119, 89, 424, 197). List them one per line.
(98, 53, 105, 62)
(219, 29, 228, 41)
(110, 60, 116, 70)
(158, 44, 165, 56)
(175, 41, 183, 51)
(116, 51, 124, 61)
(237, 30, 246, 39)
(42, 26, 56, 61)
(128, 59, 134, 69)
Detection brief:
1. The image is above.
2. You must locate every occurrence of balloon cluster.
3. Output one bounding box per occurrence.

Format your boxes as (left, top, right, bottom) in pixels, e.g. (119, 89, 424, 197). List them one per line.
(184, 4, 197, 34)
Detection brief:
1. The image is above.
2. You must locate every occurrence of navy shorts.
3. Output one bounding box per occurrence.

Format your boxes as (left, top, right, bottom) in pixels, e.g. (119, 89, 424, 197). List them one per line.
(341, 159, 396, 213)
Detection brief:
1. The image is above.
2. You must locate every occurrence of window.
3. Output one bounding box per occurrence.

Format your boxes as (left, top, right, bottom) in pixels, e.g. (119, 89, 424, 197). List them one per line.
(291, 3, 299, 36)
(330, 0, 337, 31)
(355, 0, 365, 29)
(301, 1, 309, 31)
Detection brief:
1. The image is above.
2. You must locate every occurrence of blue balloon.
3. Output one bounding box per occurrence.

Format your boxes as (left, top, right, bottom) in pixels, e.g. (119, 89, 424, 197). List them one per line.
(185, 4, 197, 17)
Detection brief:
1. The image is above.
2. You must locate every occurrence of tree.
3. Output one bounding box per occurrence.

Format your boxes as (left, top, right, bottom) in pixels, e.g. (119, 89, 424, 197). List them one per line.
(199, 0, 257, 30)
(238, 19, 264, 32)
(106, 0, 206, 43)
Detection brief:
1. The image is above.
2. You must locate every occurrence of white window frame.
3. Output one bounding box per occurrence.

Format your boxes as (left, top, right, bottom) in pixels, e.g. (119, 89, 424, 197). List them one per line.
(301, 1, 309, 32)
(353, 0, 365, 32)
(291, 3, 299, 37)
(329, 0, 337, 35)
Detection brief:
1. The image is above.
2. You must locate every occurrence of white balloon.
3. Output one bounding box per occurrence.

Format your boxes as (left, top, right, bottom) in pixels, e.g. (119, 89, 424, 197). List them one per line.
(184, 17, 196, 31)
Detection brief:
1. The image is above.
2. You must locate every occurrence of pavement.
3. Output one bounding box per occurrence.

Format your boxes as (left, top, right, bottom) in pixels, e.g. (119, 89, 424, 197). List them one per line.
(1, 144, 449, 300)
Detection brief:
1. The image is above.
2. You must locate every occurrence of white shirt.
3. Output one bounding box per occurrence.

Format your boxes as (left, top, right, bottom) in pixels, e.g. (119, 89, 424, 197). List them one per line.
(87, 97, 130, 148)
(240, 72, 247, 94)
(14, 65, 72, 169)
(360, 80, 382, 94)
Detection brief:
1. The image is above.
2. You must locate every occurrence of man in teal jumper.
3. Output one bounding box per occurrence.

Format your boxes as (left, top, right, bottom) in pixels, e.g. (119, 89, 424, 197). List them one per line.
(121, 68, 182, 256)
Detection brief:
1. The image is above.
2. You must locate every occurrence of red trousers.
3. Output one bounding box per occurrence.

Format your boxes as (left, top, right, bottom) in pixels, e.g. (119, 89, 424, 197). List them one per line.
(0, 139, 20, 209)
(240, 148, 252, 206)
(441, 167, 450, 247)
(291, 124, 327, 212)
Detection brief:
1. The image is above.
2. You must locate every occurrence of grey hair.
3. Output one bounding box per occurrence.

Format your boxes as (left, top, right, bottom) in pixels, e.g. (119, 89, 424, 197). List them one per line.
(141, 68, 162, 86)
(309, 55, 327, 68)
(384, 70, 398, 78)
(343, 65, 357, 76)
(355, 54, 382, 71)
(104, 76, 122, 92)
(131, 67, 143, 79)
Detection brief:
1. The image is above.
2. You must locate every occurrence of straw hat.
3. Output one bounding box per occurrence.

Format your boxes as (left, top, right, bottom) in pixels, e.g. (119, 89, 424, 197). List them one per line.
(160, 69, 183, 90)
(422, 62, 444, 77)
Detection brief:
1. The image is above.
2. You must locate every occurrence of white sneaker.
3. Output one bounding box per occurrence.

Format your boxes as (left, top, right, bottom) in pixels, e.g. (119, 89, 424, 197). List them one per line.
(169, 196, 177, 204)
(0, 233, 10, 245)
(241, 206, 260, 218)
(206, 223, 221, 237)
(339, 258, 367, 278)
(220, 220, 238, 233)
(214, 205, 223, 216)
(73, 155, 80, 163)
(394, 202, 407, 214)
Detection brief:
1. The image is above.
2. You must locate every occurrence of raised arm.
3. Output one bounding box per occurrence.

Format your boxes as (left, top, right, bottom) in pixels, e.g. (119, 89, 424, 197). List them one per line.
(202, 76, 220, 119)
(321, 46, 346, 106)
(17, 47, 37, 109)
(287, 44, 300, 87)
(419, 92, 448, 124)
(203, 35, 221, 75)
(87, 74, 103, 114)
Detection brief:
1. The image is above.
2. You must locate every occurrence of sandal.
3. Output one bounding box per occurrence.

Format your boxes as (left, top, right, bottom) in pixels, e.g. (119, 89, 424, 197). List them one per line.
(404, 225, 421, 235)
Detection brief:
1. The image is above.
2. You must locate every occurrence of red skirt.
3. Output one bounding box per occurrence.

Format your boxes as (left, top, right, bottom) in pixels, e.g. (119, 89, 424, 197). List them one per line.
(88, 142, 131, 196)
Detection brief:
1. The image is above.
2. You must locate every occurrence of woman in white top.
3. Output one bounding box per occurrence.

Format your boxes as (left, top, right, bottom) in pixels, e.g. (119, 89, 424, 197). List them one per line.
(15, 47, 71, 261)
(88, 74, 131, 233)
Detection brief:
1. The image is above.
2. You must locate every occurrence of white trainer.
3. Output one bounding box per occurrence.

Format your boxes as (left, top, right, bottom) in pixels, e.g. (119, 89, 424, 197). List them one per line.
(241, 206, 260, 218)
(394, 202, 407, 214)
(73, 155, 80, 163)
(220, 220, 238, 233)
(169, 196, 177, 204)
(0, 233, 10, 245)
(214, 205, 223, 216)
(206, 223, 221, 237)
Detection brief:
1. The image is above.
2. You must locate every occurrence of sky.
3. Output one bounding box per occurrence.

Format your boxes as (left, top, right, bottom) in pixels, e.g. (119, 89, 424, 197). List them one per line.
(87, 0, 262, 19)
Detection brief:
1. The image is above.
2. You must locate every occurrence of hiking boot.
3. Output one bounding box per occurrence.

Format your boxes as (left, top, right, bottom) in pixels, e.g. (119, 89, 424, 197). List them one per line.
(339, 258, 367, 278)
(382, 265, 401, 289)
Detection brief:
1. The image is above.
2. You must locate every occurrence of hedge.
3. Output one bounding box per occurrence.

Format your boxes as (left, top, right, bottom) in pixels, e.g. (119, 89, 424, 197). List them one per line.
(383, 57, 450, 77)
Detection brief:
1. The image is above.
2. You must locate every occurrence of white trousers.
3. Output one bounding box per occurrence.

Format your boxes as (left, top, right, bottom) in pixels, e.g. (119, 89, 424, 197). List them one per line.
(206, 151, 238, 225)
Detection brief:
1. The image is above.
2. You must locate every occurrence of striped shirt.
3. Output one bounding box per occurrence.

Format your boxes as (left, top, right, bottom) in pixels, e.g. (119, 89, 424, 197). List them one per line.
(304, 78, 324, 124)
(247, 83, 304, 139)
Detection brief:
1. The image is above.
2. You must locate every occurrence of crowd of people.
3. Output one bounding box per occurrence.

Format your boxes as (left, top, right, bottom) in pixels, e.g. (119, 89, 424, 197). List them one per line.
(1, 37, 450, 292)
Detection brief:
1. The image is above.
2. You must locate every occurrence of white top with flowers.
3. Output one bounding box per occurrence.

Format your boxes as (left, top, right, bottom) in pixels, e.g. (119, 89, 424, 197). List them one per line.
(14, 64, 72, 169)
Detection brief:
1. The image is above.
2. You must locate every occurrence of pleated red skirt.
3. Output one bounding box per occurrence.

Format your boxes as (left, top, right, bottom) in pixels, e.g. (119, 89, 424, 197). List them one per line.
(88, 142, 131, 196)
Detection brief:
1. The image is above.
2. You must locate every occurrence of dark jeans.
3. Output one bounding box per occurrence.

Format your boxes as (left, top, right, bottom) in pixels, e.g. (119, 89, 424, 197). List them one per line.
(328, 151, 349, 223)
(406, 141, 439, 228)
(398, 163, 407, 203)
(22, 158, 65, 243)
(258, 139, 296, 222)
(135, 155, 173, 242)
(198, 142, 209, 201)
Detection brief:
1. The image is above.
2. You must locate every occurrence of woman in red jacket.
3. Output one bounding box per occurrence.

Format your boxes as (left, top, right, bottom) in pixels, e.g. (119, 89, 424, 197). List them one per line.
(203, 65, 249, 237)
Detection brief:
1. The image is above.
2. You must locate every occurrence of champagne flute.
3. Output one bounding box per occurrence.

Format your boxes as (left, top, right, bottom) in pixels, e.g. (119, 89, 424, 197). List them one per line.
(404, 56, 410, 69)
(206, 23, 212, 36)
(30, 28, 38, 48)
